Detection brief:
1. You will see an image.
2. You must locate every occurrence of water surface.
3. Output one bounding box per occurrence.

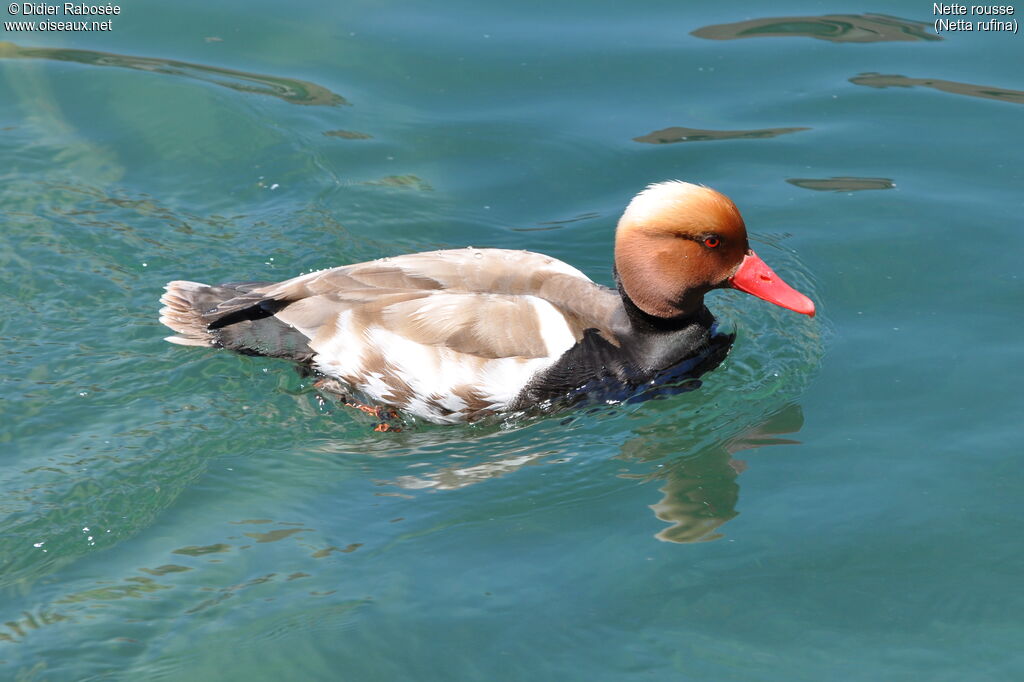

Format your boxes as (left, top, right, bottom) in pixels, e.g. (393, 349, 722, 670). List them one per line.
(2, 1, 1022, 680)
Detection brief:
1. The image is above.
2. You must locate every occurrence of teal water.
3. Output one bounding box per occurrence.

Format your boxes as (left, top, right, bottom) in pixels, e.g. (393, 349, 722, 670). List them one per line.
(2, 1, 1022, 679)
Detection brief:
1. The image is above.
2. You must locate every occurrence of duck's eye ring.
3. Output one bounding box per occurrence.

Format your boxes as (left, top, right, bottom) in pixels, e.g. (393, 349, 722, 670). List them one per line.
(704, 237, 720, 248)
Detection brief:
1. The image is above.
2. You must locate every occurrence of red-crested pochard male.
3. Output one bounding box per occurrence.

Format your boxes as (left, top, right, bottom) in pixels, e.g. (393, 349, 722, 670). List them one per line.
(160, 181, 814, 425)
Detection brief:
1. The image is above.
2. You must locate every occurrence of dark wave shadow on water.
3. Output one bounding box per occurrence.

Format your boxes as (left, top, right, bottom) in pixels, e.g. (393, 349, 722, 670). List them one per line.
(323, 130, 373, 139)
(691, 14, 940, 43)
(0, 41, 347, 106)
(787, 177, 895, 192)
(509, 212, 601, 232)
(361, 175, 433, 191)
(634, 126, 808, 145)
(850, 72, 1024, 105)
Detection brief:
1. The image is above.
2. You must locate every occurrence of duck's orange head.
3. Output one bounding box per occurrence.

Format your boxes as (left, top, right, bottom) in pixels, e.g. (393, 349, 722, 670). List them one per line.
(614, 181, 815, 319)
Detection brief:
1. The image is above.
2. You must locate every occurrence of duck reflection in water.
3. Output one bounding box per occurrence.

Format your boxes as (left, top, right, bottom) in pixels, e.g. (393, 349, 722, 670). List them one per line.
(622, 403, 803, 543)
(359, 398, 804, 544)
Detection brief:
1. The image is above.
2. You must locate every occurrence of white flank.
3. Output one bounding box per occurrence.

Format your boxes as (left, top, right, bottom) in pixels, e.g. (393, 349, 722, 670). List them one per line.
(313, 319, 559, 424)
(526, 295, 577, 357)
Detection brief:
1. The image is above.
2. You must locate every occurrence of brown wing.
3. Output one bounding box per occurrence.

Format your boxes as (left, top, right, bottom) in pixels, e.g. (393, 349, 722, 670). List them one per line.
(207, 249, 624, 360)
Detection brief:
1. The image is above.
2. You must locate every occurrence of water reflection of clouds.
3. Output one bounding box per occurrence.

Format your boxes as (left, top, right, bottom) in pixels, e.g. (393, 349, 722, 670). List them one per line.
(692, 14, 940, 43)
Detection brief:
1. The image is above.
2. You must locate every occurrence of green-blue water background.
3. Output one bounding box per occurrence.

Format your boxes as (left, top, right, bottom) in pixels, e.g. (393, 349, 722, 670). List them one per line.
(2, 1, 1022, 679)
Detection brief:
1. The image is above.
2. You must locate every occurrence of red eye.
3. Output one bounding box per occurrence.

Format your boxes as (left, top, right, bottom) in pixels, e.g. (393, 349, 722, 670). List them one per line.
(704, 237, 720, 248)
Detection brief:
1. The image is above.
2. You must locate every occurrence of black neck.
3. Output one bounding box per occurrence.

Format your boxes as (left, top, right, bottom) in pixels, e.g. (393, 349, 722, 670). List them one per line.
(613, 269, 713, 334)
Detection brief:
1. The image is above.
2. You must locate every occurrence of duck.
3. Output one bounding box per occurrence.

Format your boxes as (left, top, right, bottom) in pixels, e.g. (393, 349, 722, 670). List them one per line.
(159, 181, 814, 425)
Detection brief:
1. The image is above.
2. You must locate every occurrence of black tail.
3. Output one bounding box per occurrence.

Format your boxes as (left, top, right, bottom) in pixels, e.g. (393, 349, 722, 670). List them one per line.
(159, 280, 314, 362)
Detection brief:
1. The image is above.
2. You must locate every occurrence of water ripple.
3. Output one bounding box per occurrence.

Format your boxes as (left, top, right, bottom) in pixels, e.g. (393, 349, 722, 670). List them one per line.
(787, 177, 895, 192)
(850, 72, 1024, 105)
(634, 126, 808, 145)
(692, 13, 940, 43)
(0, 41, 347, 106)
